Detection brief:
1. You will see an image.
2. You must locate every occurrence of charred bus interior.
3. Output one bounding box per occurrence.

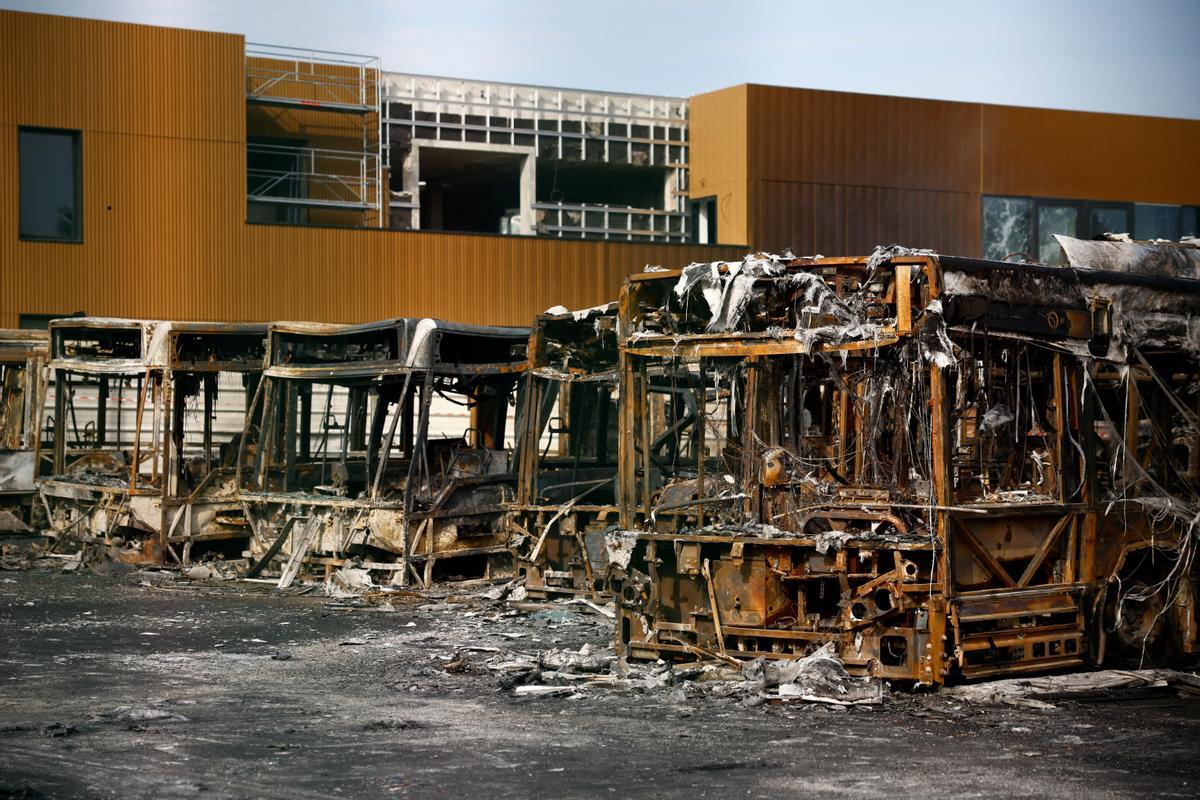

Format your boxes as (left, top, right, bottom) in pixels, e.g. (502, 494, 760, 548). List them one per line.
(0, 329, 48, 531)
(241, 320, 528, 587)
(509, 305, 620, 599)
(39, 320, 267, 565)
(610, 245, 1200, 684)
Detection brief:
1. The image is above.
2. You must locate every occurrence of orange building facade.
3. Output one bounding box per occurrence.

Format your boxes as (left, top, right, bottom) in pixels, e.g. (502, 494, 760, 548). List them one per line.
(2, 10, 1199, 328)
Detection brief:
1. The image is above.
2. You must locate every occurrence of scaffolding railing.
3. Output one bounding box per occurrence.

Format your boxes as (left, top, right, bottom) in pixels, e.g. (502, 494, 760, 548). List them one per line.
(533, 201, 688, 243)
(247, 143, 380, 211)
(246, 43, 380, 112)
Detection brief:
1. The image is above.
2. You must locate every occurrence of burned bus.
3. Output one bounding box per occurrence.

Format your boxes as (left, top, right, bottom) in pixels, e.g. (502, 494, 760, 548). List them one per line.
(0, 329, 49, 532)
(240, 318, 528, 587)
(609, 242, 1200, 684)
(507, 304, 620, 599)
(38, 318, 267, 564)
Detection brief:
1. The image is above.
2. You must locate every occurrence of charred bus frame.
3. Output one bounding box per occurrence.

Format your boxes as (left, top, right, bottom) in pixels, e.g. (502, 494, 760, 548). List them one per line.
(508, 304, 620, 599)
(610, 248, 1200, 684)
(39, 318, 268, 564)
(240, 318, 528, 587)
(0, 329, 49, 531)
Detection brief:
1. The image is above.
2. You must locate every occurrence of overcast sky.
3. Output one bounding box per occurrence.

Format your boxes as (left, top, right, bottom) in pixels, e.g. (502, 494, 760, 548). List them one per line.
(6, 0, 1199, 119)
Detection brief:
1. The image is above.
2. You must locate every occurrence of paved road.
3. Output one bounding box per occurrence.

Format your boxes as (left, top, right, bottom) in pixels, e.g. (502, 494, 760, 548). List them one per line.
(1, 567, 1197, 799)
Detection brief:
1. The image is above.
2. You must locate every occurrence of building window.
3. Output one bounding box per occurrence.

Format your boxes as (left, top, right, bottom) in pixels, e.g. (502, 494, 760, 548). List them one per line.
(982, 196, 1033, 261)
(1135, 204, 1183, 241)
(1037, 202, 1080, 264)
(1087, 204, 1130, 240)
(690, 196, 717, 244)
(19, 128, 81, 242)
(984, 196, 1139, 264)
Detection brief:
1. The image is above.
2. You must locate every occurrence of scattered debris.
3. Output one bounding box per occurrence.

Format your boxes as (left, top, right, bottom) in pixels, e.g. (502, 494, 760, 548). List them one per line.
(98, 707, 189, 725)
(488, 640, 881, 706)
(942, 669, 1200, 709)
(184, 565, 212, 581)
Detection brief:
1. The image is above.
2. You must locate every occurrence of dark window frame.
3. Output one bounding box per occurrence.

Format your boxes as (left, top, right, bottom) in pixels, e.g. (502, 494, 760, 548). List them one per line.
(982, 195, 1136, 263)
(981, 194, 1035, 261)
(18, 126, 83, 244)
(689, 195, 717, 245)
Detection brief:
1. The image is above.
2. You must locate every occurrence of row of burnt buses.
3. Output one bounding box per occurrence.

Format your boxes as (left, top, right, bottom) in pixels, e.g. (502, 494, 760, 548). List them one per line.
(1, 238, 1198, 684)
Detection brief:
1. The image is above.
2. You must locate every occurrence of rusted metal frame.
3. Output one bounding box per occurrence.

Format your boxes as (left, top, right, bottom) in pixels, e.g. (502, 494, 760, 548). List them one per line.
(364, 383, 391, 488)
(157, 371, 174, 558)
(852, 378, 867, 484)
(93, 376, 108, 448)
(836, 384, 852, 486)
(780, 507, 910, 537)
(245, 515, 306, 579)
(281, 380, 299, 492)
(742, 357, 761, 521)
(894, 264, 913, 334)
(1050, 353, 1066, 503)
(254, 379, 279, 491)
(398, 369, 435, 587)
(371, 369, 415, 499)
(571, 518, 598, 599)
(278, 517, 319, 589)
(694, 364, 706, 524)
(1016, 514, 1074, 588)
(297, 383, 313, 462)
(129, 368, 154, 494)
(164, 465, 223, 541)
(514, 375, 540, 506)
(1133, 347, 1200, 434)
(234, 373, 267, 491)
(168, 372, 188, 499)
(52, 368, 66, 474)
(929, 360, 954, 595)
(200, 373, 213, 474)
(953, 517, 1019, 589)
(30, 358, 49, 473)
(148, 375, 161, 488)
(624, 336, 901, 361)
(638, 360, 653, 524)
(1123, 370, 1141, 487)
(638, 529, 939, 550)
(423, 515, 435, 587)
(61, 372, 83, 448)
(529, 478, 614, 562)
(314, 383, 335, 482)
(616, 287, 637, 530)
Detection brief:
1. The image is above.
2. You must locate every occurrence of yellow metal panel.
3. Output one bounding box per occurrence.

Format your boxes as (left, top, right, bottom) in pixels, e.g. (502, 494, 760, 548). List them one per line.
(982, 104, 1200, 204)
(745, 85, 982, 194)
(747, 180, 980, 257)
(687, 85, 750, 245)
(0, 10, 244, 141)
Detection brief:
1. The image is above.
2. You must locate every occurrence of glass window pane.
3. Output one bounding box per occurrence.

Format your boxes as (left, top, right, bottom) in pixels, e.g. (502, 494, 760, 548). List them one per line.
(1182, 207, 1198, 239)
(982, 196, 1033, 261)
(1088, 206, 1129, 239)
(1134, 204, 1182, 241)
(1037, 204, 1078, 264)
(19, 129, 80, 241)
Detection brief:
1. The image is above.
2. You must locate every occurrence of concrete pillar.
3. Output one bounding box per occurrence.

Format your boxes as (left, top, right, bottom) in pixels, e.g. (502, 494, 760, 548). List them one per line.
(519, 153, 536, 236)
(403, 145, 421, 230)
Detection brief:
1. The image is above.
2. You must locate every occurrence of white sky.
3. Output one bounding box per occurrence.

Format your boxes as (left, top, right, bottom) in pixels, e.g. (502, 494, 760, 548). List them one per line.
(6, 0, 1200, 119)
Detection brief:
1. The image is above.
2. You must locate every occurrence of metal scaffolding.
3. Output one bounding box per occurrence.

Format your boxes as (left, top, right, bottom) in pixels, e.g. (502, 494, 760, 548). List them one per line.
(245, 44, 383, 224)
